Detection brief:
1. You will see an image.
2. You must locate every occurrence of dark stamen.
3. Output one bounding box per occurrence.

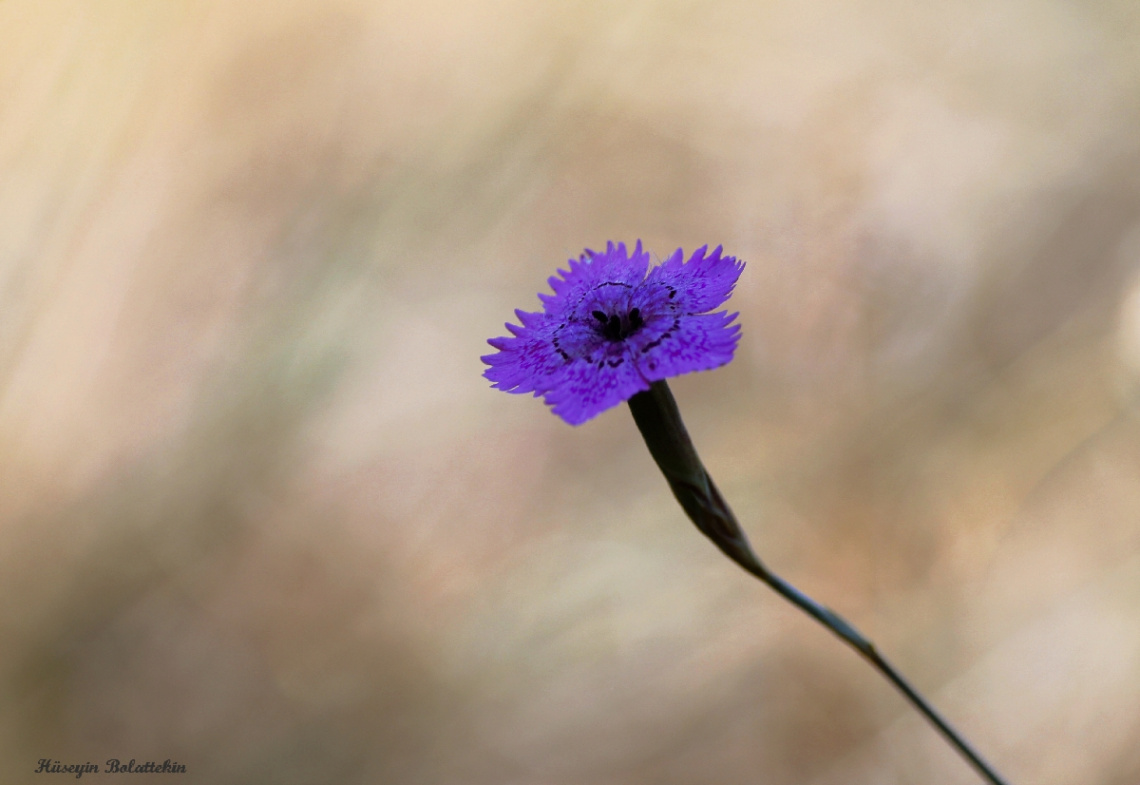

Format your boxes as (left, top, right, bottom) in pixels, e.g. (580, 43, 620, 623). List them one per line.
(605, 314, 622, 341)
(592, 307, 647, 342)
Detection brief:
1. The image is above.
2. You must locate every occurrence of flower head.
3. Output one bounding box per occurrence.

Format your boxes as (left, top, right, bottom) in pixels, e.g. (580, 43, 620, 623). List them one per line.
(482, 241, 744, 425)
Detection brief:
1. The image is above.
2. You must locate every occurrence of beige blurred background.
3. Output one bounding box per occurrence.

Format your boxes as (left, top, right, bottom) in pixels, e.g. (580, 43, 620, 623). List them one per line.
(2, 1, 1140, 783)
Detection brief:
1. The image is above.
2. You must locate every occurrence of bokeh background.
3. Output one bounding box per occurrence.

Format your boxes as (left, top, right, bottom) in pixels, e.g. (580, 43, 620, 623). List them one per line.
(3, 1, 1140, 783)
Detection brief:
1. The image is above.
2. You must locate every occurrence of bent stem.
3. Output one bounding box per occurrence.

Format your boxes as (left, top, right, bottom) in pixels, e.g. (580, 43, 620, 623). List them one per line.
(627, 381, 1010, 785)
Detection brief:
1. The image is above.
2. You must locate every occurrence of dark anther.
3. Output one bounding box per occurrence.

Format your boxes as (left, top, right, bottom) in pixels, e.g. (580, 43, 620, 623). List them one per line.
(593, 307, 646, 342)
(603, 313, 622, 341)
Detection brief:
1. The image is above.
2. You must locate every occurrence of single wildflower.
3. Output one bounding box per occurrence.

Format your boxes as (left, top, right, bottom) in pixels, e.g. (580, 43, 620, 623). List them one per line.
(481, 240, 1007, 783)
(481, 241, 1010, 785)
(481, 241, 745, 424)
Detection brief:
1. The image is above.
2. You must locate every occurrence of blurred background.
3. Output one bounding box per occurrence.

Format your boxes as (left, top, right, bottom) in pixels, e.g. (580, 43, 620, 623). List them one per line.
(2, 1, 1140, 783)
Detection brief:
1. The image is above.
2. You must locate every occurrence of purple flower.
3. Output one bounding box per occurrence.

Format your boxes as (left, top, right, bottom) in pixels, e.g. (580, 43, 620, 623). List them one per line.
(482, 241, 744, 425)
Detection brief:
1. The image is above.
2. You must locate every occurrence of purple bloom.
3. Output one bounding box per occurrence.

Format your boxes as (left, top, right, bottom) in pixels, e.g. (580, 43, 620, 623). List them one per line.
(482, 241, 744, 425)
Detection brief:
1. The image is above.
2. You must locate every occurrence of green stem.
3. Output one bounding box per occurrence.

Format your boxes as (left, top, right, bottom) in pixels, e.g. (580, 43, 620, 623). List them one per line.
(627, 380, 1010, 785)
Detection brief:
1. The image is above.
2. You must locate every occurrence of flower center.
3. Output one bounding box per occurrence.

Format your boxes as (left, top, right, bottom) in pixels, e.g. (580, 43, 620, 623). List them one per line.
(592, 307, 643, 342)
